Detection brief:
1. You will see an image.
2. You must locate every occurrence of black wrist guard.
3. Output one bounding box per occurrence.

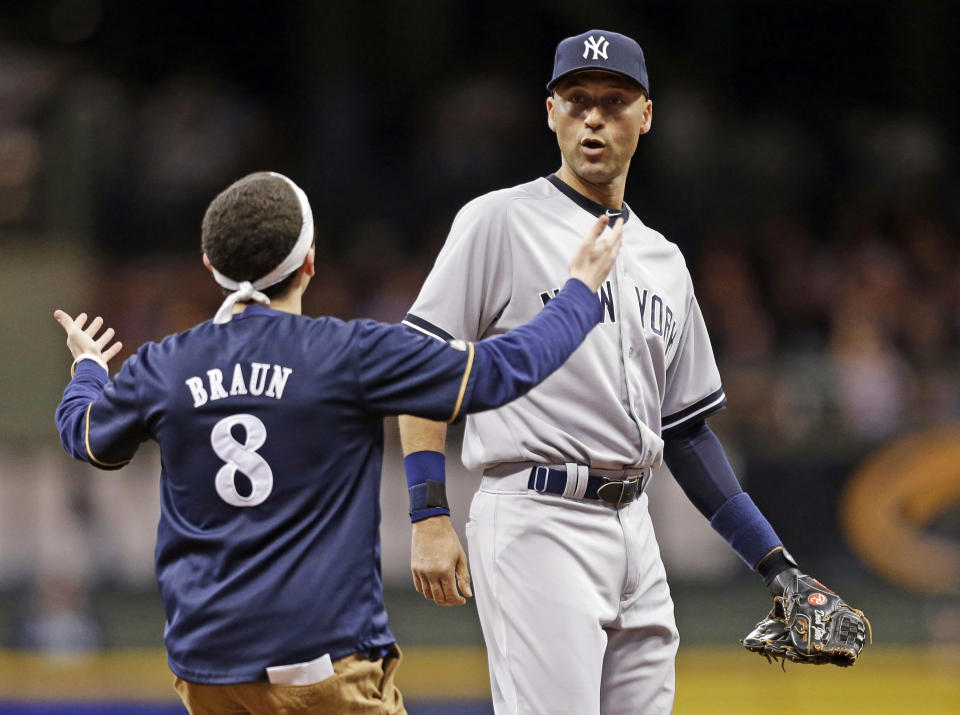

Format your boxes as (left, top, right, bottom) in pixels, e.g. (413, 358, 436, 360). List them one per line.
(756, 547, 799, 596)
(408, 479, 450, 523)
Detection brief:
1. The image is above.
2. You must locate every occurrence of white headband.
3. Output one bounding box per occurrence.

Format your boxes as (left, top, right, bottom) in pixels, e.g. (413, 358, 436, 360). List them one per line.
(212, 172, 315, 324)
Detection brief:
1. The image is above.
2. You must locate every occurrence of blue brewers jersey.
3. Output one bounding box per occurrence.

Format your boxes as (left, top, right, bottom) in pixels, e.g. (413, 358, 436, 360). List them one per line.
(55, 282, 602, 684)
(56, 305, 483, 683)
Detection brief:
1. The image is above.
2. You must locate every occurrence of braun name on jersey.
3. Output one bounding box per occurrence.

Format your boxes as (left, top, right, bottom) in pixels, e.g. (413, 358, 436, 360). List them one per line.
(184, 362, 294, 408)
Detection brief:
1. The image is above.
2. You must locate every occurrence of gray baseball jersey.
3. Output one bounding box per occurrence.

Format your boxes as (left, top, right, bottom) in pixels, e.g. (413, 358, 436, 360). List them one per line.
(404, 175, 725, 472)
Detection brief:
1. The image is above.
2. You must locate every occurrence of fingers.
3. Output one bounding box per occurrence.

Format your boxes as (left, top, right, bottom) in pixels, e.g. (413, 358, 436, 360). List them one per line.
(96, 327, 115, 348)
(55, 310, 123, 366)
(437, 572, 466, 607)
(581, 215, 622, 261)
(590, 212, 611, 238)
(61, 313, 112, 340)
(409, 516, 469, 606)
(455, 552, 473, 598)
(610, 216, 624, 238)
(413, 570, 439, 604)
(608, 217, 624, 252)
(412, 563, 469, 606)
(420, 575, 440, 603)
(596, 216, 623, 248)
(53, 309, 74, 328)
(102, 341, 123, 363)
(595, 217, 623, 261)
(580, 213, 610, 250)
(414, 569, 465, 606)
(84, 315, 103, 337)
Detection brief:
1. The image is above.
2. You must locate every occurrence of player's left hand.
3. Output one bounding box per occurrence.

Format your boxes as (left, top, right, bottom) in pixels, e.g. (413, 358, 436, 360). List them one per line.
(411, 515, 472, 607)
(54, 310, 123, 365)
(741, 573, 871, 666)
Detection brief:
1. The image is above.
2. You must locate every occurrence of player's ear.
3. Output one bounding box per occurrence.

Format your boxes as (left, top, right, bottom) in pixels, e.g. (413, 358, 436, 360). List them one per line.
(202, 253, 214, 274)
(546, 95, 557, 133)
(303, 246, 316, 278)
(638, 97, 653, 135)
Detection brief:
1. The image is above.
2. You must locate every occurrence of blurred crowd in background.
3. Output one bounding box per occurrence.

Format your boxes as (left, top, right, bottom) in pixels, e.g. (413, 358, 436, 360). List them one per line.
(4, 3, 958, 452)
(1, 1, 958, 654)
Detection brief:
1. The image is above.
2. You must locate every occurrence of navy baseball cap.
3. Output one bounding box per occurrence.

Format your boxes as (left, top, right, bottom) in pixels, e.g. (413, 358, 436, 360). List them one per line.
(547, 29, 649, 95)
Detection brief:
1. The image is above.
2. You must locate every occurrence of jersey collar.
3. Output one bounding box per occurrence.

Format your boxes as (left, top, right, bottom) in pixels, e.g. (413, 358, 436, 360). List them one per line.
(545, 174, 631, 224)
(228, 303, 288, 320)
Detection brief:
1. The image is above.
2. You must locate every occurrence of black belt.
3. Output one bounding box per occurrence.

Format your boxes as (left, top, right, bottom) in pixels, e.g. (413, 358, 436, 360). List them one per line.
(527, 466, 647, 505)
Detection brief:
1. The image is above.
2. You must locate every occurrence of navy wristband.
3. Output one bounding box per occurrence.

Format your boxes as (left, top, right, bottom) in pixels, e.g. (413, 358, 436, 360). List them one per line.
(709, 492, 782, 568)
(404, 451, 450, 523)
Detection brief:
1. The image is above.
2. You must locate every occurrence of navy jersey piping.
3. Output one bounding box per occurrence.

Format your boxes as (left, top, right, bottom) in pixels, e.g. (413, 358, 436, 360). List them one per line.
(402, 314, 454, 342)
(545, 174, 631, 224)
(661, 387, 727, 436)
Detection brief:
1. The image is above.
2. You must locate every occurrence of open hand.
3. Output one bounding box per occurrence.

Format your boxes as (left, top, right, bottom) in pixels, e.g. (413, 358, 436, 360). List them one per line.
(568, 214, 624, 292)
(53, 310, 123, 366)
(411, 515, 473, 606)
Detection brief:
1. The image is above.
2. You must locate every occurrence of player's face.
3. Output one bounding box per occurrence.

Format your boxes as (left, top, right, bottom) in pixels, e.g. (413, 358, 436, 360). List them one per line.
(547, 72, 652, 187)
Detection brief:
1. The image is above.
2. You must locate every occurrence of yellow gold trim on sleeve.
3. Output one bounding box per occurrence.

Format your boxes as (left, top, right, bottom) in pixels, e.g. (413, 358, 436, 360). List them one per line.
(754, 546, 783, 570)
(447, 342, 475, 424)
(84, 402, 131, 468)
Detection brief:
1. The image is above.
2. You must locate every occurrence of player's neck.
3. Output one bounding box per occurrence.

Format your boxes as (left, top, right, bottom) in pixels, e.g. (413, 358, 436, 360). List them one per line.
(233, 291, 303, 316)
(556, 166, 626, 210)
(264, 292, 302, 315)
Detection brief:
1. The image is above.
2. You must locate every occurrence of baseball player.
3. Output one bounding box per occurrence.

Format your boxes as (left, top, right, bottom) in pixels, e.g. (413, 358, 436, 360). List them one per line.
(53, 171, 623, 714)
(398, 30, 865, 714)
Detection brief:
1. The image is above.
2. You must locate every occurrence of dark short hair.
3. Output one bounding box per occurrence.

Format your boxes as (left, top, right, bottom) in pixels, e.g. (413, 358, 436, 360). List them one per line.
(201, 172, 305, 299)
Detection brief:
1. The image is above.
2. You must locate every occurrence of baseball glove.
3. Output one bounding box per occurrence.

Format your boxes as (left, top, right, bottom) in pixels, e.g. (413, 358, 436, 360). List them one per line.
(741, 573, 871, 666)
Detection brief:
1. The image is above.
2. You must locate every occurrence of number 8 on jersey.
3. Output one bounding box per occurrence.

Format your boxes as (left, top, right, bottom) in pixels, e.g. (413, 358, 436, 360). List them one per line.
(211, 413, 274, 507)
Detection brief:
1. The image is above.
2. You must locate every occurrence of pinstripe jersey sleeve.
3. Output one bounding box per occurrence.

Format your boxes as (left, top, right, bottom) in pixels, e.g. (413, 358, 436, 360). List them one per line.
(55, 356, 148, 470)
(660, 290, 726, 437)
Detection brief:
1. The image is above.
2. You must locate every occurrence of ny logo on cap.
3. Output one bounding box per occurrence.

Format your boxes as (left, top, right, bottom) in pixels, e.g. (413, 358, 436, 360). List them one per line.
(583, 35, 609, 60)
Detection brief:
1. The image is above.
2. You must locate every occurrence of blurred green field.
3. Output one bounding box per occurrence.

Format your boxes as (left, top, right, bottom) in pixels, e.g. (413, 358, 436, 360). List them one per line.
(0, 646, 957, 713)
(3, 497, 951, 713)
(3, 580, 957, 712)
(675, 647, 960, 714)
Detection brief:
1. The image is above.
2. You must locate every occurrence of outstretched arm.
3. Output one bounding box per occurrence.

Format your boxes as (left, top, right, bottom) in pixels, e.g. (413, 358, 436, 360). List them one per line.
(464, 214, 622, 413)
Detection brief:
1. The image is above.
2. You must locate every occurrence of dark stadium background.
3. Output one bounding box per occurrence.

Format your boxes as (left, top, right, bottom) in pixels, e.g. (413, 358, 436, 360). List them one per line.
(0, 1, 957, 712)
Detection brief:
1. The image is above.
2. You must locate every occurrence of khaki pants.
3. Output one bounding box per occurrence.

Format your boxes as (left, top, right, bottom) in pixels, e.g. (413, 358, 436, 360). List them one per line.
(174, 645, 405, 715)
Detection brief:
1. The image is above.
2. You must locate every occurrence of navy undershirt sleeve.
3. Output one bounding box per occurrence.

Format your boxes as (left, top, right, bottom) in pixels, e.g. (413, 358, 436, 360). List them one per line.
(662, 419, 742, 518)
(663, 419, 783, 568)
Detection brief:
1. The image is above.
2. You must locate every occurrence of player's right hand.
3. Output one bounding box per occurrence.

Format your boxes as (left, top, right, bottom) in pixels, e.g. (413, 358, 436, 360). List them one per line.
(411, 515, 472, 607)
(54, 310, 123, 365)
(569, 214, 623, 292)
